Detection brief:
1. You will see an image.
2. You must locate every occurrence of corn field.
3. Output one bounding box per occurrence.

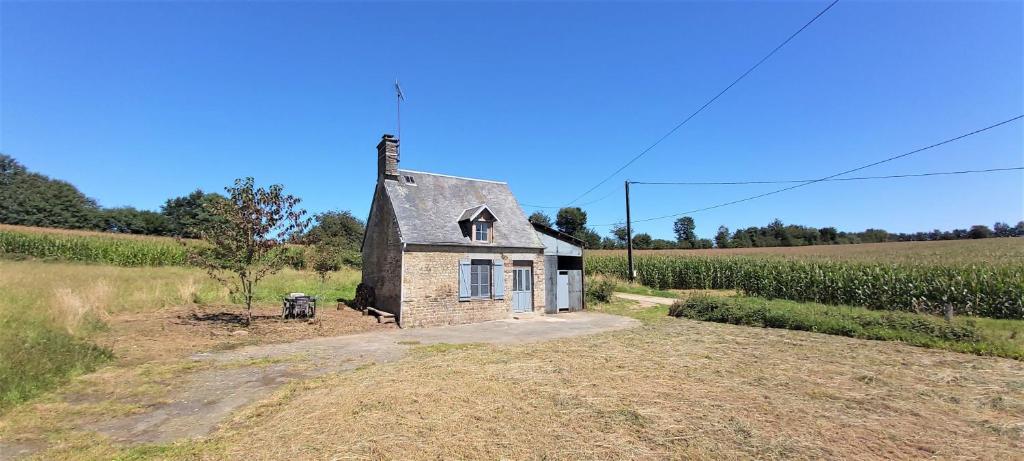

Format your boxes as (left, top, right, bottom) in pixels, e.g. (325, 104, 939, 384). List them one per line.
(0, 229, 191, 266)
(586, 254, 1024, 319)
(0, 227, 316, 269)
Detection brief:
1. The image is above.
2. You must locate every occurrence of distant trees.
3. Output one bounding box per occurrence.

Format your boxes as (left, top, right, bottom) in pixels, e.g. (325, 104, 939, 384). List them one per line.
(708, 219, 1024, 249)
(552, 207, 603, 249)
(555, 207, 587, 236)
(714, 226, 730, 249)
(0, 154, 102, 230)
(303, 210, 364, 248)
(632, 233, 652, 249)
(673, 216, 696, 248)
(100, 207, 171, 235)
(527, 211, 552, 227)
(611, 223, 629, 245)
(968, 225, 993, 239)
(575, 228, 602, 249)
(161, 190, 225, 238)
(303, 210, 365, 268)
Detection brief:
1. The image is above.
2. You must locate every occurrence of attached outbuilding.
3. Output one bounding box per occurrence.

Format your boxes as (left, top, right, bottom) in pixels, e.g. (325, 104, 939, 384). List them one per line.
(532, 223, 585, 313)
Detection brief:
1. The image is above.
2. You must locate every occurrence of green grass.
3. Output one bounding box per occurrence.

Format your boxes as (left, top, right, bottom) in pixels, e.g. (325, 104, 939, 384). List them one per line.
(0, 312, 113, 412)
(590, 298, 671, 325)
(606, 281, 680, 299)
(667, 295, 1024, 360)
(0, 259, 361, 412)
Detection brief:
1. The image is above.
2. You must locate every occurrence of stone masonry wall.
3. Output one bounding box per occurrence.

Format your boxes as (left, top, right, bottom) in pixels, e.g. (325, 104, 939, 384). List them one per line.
(360, 183, 403, 315)
(401, 246, 545, 328)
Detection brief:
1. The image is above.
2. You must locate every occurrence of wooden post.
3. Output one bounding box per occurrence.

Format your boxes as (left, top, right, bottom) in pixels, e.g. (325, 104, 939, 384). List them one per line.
(625, 180, 634, 282)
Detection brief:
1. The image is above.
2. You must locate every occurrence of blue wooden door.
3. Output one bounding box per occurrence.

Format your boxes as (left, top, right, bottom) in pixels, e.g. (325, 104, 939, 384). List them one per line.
(512, 268, 532, 313)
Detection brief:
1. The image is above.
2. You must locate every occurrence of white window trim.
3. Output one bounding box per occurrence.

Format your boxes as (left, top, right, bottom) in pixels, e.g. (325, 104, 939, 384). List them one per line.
(473, 220, 492, 243)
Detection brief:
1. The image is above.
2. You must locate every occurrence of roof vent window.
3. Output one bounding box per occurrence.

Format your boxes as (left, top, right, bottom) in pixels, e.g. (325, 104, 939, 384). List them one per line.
(403, 175, 416, 185)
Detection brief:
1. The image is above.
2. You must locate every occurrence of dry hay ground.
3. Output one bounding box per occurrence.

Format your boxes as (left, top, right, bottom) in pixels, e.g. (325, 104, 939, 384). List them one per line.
(97, 302, 395, 365)
(0, 303, 393, 459)
(179, 315, 1024, 460)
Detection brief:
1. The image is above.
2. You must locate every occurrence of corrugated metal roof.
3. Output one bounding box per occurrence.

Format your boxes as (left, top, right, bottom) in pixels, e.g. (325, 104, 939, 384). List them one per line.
(383, 169, 543, 249)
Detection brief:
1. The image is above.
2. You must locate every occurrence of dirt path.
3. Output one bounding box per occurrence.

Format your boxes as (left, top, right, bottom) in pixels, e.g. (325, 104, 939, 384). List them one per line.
(89, 312, 638, 446)
(613, 292, 678, 308)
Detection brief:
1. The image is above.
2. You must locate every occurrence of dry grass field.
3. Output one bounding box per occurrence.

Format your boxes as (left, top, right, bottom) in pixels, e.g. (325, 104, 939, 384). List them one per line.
(590, 237, 1024, 266)
(11, 302, 1020, 460)
(3, 239, 1024, 460)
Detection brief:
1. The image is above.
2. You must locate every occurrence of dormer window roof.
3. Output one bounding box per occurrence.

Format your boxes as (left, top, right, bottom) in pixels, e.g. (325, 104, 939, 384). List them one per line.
(458, 204, 499, 223)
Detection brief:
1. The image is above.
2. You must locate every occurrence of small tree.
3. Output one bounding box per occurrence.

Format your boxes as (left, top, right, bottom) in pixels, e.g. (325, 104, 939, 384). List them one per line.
(310, 244, 339, 288)
(673, 216, 696, 247)
(189, 178, 308, 323)
(714, 225, 730, 248)
(611, 223, 629, 244)
(632, 233, 653, 249)
(967, 225, 992, 239)
(555, 207, 587, 236)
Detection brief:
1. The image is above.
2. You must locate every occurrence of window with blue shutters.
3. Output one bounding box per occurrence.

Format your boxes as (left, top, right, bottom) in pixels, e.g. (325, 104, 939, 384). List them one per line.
(458, 259, 505, 301)
(458, 259, 471, 301)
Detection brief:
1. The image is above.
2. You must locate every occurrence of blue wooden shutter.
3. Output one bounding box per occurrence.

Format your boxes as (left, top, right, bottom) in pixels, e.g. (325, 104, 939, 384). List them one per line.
(458, 259, 471, 301)
(492, 259, 505, 300)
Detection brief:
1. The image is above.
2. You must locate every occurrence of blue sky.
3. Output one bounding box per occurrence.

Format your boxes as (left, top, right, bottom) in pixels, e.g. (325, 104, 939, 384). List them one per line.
(2, 1, 1021, 240)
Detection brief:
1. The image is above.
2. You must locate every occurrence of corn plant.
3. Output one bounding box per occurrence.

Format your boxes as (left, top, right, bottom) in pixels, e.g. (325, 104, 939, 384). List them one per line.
(585, 254, 1024, 319)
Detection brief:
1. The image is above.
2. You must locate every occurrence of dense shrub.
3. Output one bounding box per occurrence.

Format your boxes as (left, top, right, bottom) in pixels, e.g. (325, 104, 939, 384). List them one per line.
(587, 255, 1024, 319)
(665, 295, 1024, 358)
(585, 276, 616, 304)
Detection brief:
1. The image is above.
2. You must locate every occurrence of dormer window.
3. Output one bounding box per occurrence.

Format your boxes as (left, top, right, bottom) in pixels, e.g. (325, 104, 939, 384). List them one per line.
(473, 221, 491, 243)
(459, 204, 499, 244)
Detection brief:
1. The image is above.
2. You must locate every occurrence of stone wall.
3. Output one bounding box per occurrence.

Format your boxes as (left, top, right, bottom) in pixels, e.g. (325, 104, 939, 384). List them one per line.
(360, 183, 403, 315)
(401, 245, 545, 328)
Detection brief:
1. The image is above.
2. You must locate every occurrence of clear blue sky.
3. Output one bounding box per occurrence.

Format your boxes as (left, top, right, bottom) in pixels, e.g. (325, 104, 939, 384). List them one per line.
(2, 1, 1021, 240)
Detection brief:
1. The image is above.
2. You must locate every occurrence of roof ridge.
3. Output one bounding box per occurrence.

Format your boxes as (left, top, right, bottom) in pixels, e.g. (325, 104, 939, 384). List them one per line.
(399, 169, 507, 185)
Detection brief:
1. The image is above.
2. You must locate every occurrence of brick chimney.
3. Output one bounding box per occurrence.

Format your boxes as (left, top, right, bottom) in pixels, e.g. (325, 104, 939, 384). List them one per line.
(377, 134, 400, 181)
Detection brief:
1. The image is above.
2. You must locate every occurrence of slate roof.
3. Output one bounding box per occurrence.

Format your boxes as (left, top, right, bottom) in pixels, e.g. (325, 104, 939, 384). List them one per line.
(382, 169, 544, 249)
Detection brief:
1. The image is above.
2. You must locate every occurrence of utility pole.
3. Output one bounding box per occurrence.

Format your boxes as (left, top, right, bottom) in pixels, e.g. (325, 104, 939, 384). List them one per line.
(625, 180, 634, 282)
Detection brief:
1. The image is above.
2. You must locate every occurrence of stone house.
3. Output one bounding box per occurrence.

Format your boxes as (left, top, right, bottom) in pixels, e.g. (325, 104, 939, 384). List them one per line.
(361, 134, 566, 328)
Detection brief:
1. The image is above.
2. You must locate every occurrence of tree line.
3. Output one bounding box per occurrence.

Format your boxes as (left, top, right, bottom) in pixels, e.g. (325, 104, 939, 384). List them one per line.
(528, 206, 1024, 250)
(0, 154, 364, 254)
(4, 153, 1020, 255)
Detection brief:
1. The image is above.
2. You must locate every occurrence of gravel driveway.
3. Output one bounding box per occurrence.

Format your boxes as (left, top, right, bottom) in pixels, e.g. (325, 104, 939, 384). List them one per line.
(93, 312, 638, 445)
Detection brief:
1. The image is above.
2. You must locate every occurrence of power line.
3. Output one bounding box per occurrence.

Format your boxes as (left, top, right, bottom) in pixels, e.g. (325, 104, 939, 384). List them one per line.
(591, 115, 1024, 227)
(564, 0, 841, 206)
(630, 167, 1024, 186)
